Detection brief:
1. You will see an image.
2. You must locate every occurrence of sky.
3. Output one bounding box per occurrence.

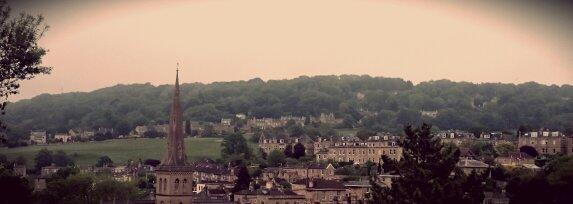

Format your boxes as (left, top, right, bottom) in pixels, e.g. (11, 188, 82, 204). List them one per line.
(6, 0, 573, 101)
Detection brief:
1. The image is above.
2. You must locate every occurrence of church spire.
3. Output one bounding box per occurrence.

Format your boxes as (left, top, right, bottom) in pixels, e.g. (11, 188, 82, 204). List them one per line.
(161, 64, 188, 166)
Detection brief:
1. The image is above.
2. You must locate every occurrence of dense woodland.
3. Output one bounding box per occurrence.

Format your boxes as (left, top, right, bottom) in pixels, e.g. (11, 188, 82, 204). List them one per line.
(2, 75, 572, 141)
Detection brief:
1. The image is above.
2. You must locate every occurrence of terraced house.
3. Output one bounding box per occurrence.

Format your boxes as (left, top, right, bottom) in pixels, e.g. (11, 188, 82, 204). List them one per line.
(315, 134, 403, 164)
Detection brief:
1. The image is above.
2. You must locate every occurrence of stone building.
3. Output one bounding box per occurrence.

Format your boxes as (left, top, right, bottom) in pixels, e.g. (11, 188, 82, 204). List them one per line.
(436, 130, 474, 146)
(246, 118, 284, 130)
(457, 158, 489, 174)
(155, 70, 194, 204)
(234, 188, 306, 204)
(191, 159, 236, 183)
(310, 113, 343, 125)
(494, 152, 535, 167)
(54, 133, 72, 143)
(261, 163, 336, 182)
(259, 134, 313, 155)
(29, 130, 47, 144)
(315, 134, 402, 164)
(344, 180, 372, 203)
(518, 130, 571, 156)
(291, 178, 348, 203)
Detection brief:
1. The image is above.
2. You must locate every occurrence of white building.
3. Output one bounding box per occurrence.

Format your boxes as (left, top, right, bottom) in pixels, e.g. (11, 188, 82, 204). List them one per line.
(30, 131, 47, 144)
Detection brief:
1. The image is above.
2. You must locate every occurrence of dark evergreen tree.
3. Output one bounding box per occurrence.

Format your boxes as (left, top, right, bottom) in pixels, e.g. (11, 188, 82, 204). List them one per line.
(293, 142, 306, 159)
(372, 123, 485, 204)
(185, 120, 191, 136)
(283, 144, 293, 158)
(232, 162, 251, 193)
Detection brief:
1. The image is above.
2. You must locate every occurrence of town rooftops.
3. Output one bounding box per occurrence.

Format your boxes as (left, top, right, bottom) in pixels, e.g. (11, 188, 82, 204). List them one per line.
(235, 188, 303, 197)
(457, 158, 489, 168)
(190, 159, 231, 175)
(292, 178, 346, 190)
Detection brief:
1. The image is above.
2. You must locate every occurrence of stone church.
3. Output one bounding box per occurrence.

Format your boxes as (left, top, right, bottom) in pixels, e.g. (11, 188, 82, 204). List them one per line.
(155, 69, 194, 204)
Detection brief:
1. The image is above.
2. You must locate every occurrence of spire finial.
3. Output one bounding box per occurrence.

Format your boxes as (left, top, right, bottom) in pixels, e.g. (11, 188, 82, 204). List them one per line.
(176, 62, 180, 72)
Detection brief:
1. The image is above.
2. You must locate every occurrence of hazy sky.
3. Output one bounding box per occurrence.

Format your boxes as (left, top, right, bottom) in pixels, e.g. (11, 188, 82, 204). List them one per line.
(6, 0, 573, 101)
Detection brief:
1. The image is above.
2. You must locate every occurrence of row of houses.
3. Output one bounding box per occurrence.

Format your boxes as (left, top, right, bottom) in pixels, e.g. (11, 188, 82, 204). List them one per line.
(29, 128, 106, 145)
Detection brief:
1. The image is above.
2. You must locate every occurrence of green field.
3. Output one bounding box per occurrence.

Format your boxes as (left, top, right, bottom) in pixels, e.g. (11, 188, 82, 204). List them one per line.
(0, 138, 222, 168)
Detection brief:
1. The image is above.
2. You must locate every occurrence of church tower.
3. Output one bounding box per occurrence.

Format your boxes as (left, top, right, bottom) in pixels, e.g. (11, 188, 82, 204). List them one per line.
(155, 67, 193, 204)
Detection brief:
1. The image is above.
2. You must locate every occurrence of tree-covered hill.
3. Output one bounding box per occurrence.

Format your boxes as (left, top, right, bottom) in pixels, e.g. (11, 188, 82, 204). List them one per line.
(2, 75, 573, 138)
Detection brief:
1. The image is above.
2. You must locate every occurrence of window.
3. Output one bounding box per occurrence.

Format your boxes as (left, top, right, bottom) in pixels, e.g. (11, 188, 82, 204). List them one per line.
(174, 178, 180, 192)
(183, 179, 188, 193)
(158, 178, 163, 193)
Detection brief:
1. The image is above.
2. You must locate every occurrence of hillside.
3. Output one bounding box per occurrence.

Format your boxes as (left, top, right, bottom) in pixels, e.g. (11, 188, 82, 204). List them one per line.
(2, 75, 572, 140)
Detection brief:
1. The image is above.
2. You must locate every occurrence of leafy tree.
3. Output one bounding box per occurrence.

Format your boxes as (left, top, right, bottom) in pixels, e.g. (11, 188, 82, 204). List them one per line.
(356, 128, 375, 141)
(267, 150, 286, 167)
(519, 145, 538, 157)
(283, 144, 293, 158)
(38, 174, 95, 203)
(143, 129, 165, 138)
(93, 178, 139, 203)
(495, 143, 516, 157)
(292, 142, 306, 159)
(232, 161, 251, 193)
(201, 124, 215, 137)
(0, 0, 51, 131)
(221, 133, 251, 159)
(52, 150, 73, 167)
(96, 156, 113, 167)
(288, 124, 304, 137)
(35, 148, 53, 170)
(143, 159, 160, 167)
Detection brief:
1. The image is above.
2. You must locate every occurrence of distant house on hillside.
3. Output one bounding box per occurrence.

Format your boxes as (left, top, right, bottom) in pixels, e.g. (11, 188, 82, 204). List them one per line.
(54, 133, 72, 143)
(29, 131, 47, 145)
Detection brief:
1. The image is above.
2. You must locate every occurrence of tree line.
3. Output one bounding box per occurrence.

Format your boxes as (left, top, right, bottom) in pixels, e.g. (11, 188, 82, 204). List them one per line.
(2, 75, 572, 144)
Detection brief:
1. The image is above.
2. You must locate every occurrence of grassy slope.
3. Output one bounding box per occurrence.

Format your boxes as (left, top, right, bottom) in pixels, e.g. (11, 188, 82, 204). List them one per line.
(0, 138, 222, 168)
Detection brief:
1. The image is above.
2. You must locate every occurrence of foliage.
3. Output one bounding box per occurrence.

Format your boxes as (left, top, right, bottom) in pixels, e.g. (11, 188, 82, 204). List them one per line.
(37, 174, 95, 204)
(232, 161, 251, 192)
(221, 133, 251, 160)
(93, 179, 139, 203)
(142, 129, 165, 138)
(95, 156, 113, 167)
(52, 150, 73, 167)
(267, 150, 286, 167)
(373, 124, 486, 204)
(283, 144, 293, 157)
(495, 143, 516, 157)
(3, 76, 572, 143)
(34, 148, 52, 170)
(0, 0, 51, 132)
(0, 166, 32, 204)
(519, 145, 539, 157)
(143, 159, 160, 167)
(292, 142, 306, 159)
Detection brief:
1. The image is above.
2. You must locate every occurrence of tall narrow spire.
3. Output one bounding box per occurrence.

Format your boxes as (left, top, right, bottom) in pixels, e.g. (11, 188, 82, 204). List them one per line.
(161, 65, 188, 166)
